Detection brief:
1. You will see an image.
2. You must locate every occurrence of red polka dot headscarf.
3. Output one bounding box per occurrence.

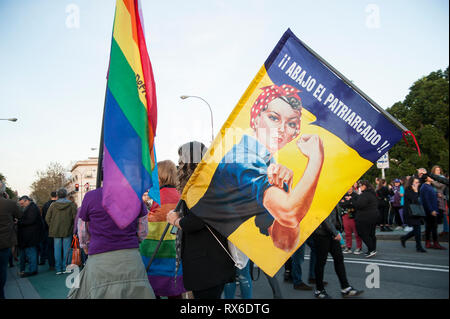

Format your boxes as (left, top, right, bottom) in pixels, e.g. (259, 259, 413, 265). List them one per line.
(250, 84, 302, 137)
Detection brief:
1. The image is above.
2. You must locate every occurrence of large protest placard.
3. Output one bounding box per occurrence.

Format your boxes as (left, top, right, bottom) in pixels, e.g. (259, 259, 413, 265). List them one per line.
(180, 29, 404, 276)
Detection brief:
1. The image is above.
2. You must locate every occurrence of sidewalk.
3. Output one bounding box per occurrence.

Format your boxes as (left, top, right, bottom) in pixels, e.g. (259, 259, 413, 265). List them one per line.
(3, 225, 447, 299)
(4, 264, 70, 299)
(375, 224, 446, 240)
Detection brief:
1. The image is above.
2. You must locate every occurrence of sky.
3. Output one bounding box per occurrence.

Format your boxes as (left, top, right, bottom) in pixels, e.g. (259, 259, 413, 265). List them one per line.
(0, 0, 448, 196)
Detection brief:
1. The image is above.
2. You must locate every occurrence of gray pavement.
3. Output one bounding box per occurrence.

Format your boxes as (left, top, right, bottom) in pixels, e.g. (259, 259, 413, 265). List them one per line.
(4, 266, 40, 299)
(250, 239, 449, 299)
(3, 227, 448, 299)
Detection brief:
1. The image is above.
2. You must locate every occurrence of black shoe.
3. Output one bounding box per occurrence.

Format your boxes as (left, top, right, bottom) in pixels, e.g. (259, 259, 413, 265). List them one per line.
(308, 278, 328, 286)
(20, 271, 38, 278)
(314, 289, 331, 299)
(294, 282, 313, 291)
(385, 226, 393, 232)
(400, 237, 406, 248)
(341, 286, 364, 298)
(416, 247, 427, 253)
(284, 271, 292, 282)
(380, 226, 386, 232)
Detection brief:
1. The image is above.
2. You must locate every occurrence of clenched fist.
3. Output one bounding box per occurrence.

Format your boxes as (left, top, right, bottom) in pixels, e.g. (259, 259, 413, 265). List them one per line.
(296, 134, 324, 160)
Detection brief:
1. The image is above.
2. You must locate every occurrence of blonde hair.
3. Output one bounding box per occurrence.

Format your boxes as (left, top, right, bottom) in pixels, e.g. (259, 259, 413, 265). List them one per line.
(158, 160, 178, 188)
(431, 165, 443, 175)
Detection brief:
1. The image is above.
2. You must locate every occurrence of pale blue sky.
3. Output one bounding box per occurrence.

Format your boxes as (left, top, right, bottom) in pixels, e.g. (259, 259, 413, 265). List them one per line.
(0, 0, 448, 195)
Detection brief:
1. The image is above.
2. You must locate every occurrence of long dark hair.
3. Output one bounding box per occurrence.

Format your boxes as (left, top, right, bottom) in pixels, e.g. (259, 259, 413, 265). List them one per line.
(359, 179, 375, 192)
(176, 141, 207, 194)
(405, 176, 419, 191)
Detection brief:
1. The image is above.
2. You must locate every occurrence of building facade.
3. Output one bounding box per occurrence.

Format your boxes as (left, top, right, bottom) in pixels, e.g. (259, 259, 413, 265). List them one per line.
(67, 157, 98, 207)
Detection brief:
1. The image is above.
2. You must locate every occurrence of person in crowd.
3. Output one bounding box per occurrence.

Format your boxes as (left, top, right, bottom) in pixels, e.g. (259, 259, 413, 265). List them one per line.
(400, 177, 426, 252)
(339, 187, 362, 255)
(401, 177, 413, 232)
(67, 186, 154, 299)
(68, 195, 78, 209)
(391, 179, 405, 230)
(224, 254, 253, 299)
(430, 166, 448, 239)
(140, 160, 186, 299)
(39, 191, 57, 270)
(45, 188, 77, 274)
(0, 181, 22, 298)
(376, 179, 393, 231)
(290, 239, 315, 291)
(166, 141, 235, 299)
(72, 206, 87, 268)
(17, 196, 43, 278)
(420, 174, 446, 250)
(354, 180, 379, 258)
(313, 206, 363, 299)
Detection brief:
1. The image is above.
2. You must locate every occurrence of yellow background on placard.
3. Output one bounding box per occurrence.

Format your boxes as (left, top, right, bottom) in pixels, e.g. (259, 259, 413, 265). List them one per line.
(182, 67, 372, 277)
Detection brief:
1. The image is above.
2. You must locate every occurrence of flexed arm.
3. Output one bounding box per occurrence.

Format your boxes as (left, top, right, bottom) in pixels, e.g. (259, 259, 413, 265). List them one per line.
(263, 134, 324, 228)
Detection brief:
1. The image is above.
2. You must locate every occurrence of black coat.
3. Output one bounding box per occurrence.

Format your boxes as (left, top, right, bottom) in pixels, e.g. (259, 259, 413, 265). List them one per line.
(376, 186, 393, 208)
(354, 189, 379, 224)
(314, 207, 343, 237)
(403, 188, 423, 226)
(0, 198, 22, 250)
(180, 206, 235, 292)
(17, 202, 44, 248)
(41, 199, 55, 232)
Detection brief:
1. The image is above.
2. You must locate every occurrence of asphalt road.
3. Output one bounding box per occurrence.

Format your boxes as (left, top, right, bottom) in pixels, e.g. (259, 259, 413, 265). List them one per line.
(249, 240, 449, 299)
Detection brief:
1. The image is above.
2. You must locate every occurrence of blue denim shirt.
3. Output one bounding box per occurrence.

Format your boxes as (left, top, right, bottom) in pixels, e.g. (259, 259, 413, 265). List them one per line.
(191, 134, 281, 237)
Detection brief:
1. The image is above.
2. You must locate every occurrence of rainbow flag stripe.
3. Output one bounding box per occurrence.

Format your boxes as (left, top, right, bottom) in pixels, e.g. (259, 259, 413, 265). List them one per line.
(102, 0, 159, 229)
(140, 188, 185, 296)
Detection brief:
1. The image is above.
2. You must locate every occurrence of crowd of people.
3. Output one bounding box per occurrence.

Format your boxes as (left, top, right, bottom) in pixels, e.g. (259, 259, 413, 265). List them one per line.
(0, 153, 448, 299)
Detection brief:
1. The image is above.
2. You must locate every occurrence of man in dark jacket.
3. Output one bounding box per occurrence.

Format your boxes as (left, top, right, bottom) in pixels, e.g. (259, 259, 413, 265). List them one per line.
(0, 181, 22, 298)
(39, 191, 57, 269)
(17, 196, 43, 277)
(312, 207, 363, 299)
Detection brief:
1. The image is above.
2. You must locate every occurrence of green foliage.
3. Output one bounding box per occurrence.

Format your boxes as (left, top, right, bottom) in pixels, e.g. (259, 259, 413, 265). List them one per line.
(30, 162, 69, 207)
(362, 67, 449, 183)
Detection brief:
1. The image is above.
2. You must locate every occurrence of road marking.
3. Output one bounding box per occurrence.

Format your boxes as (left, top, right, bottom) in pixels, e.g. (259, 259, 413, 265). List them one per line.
(341, 257, 449, 269)
(304, 255, 449, 273)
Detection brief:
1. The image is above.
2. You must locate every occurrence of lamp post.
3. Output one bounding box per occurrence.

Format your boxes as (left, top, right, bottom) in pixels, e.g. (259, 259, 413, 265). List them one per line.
(0, 118, 18, 122)
(180, 95, 214, 143)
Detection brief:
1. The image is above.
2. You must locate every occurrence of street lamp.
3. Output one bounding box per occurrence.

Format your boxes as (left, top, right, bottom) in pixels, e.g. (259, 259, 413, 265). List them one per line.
(0, 118, 18, 122)
(180, 95, 214, 143)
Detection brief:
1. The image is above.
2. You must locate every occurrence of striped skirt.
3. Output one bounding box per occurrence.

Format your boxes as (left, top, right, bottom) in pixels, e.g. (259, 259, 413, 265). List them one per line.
(140, 221, 185, 297)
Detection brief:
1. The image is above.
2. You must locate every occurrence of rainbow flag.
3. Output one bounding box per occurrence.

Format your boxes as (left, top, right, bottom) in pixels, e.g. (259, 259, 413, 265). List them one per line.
(102, 0, 159, 229)
(140, 187, 185, 296)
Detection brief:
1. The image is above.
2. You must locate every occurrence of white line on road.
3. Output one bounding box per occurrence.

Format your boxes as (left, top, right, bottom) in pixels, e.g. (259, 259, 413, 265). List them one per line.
(304, 255, 449, 273)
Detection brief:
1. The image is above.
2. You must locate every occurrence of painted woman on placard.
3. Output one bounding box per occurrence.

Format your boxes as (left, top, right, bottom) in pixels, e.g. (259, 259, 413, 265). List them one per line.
(187, 83, 324, 252)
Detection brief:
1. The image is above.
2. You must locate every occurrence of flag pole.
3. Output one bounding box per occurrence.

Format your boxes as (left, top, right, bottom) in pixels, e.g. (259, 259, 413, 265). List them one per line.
(96, 88, 106, 189)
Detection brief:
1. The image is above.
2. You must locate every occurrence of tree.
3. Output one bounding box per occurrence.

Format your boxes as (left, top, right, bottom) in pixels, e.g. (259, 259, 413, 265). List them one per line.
(30, 162, 69, 207)
(362, 67, 449, 184)
(0, 172, 18, 199)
